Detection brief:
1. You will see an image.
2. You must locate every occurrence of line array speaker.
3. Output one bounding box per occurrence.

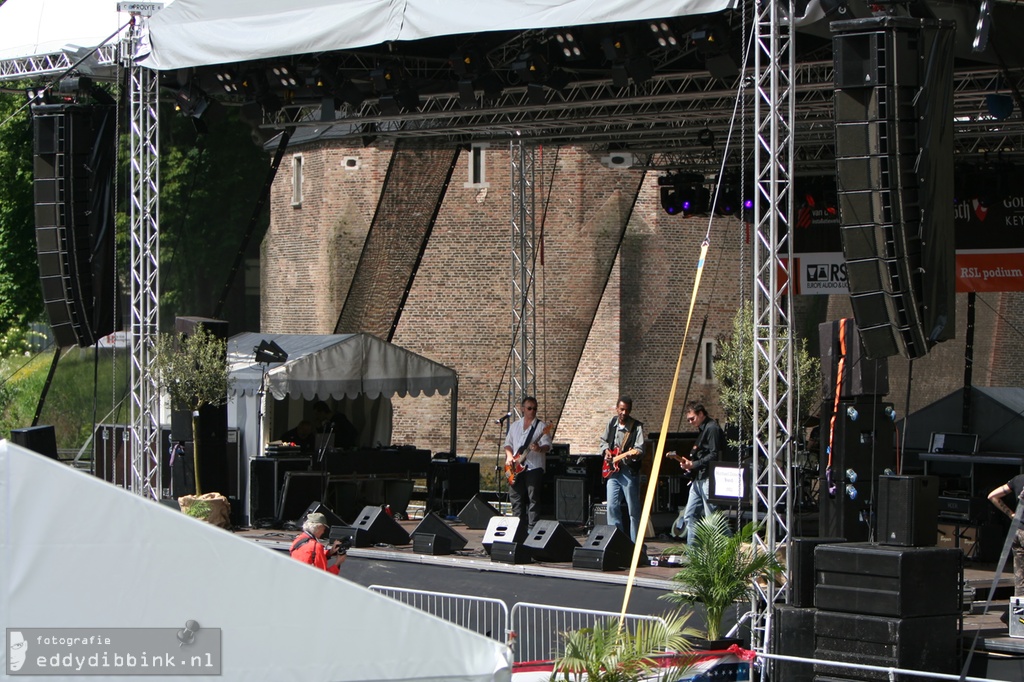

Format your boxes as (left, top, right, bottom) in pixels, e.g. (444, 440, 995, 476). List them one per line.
(832, 17, 955, 360)
(33, 103, 119, 348)
(819, 318, 888, 401)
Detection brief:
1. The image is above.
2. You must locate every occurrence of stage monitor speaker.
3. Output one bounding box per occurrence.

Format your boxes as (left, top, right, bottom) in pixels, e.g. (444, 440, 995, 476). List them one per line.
(458, 494, 499, 529)
(351, 505, 411, 546)
(773, 606, 816, 682)
(572, 525, 632, 571)
(819, 399, 895, 543)
(832, 17, 955, 361)
(815, 542, 961, 617)
(819, 319, 888, 400)
(878, 475, 938, 547)
(329, 525, 370, 547)
(412, 512, 468, 552)
(790, 537, 846, 608)
(299, 501, 346, 528)
(10, 425, 59, 459)
(555, 476, 588, 524)
(524, 520, 580, 563)
(413, 533, 451, 555)
(490, 541, 530, 564)
(33, 103, 119, 348)
(481, 516, 527, 555)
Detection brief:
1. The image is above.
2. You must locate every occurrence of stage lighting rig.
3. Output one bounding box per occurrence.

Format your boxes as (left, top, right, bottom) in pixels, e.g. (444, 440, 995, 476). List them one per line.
(659, 173, 709, 216)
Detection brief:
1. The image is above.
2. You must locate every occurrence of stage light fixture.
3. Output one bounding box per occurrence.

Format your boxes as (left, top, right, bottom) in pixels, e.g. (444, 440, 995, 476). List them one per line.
(25, 87, 50, 104)
(986, 93, 1014, 121)
(553, 30, 585, 61)
(269, 64, 300, 89)
(173, 81, 209, 119)
(214, 69, 239, 93)
(254, 340, 288, 364)
(512, 48, 549, 84)
(649, 20, 680, 49)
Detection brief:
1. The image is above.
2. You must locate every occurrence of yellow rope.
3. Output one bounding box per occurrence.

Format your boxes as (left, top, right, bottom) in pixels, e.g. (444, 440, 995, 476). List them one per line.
(619, 237, 710, 622)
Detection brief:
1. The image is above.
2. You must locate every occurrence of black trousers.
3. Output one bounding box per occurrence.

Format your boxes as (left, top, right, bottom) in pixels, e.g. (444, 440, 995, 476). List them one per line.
(509, 467, 544, 529)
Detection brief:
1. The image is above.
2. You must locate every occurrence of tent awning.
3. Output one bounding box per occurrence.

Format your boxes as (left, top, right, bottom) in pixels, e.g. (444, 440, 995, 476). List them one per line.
(228, 332, 457, 401)
(139, 0, 736, 70)
(0, 440, 511, 681)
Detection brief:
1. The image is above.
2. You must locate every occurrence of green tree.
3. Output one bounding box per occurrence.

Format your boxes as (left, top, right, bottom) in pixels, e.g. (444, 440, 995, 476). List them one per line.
(0, 87, 43, 342)
(714, 301, 820, 444)
(154, 326, 232, 494)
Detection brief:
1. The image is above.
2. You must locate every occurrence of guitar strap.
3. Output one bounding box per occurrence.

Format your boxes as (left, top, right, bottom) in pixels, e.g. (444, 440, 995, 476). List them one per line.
(517, 421, 540, 459)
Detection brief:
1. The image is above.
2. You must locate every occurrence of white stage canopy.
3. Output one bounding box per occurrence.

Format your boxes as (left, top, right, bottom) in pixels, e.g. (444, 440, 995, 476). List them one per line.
(0, 440, 511, 681)
(228, 332, 457, 401)
(139, 0, 737, 70)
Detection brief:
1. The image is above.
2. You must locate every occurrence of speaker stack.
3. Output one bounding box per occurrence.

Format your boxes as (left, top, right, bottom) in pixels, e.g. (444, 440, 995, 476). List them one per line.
(33, 102, 119, 348)
(812, 543, 961, 680)
(832, 17, 956, 360)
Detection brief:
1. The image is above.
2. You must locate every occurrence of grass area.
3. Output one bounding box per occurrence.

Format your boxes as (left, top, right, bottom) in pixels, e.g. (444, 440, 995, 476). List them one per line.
(0, 347, 130, 454)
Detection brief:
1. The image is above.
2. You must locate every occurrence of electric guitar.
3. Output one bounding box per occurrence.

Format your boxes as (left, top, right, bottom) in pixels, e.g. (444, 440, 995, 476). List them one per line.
(601, 446, 643, 479)
(665, 451, 693, 480)
(505, 423, 554, 485)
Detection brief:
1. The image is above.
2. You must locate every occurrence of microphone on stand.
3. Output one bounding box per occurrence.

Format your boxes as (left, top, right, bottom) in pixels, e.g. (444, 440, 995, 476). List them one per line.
(494, 413, 512, 425)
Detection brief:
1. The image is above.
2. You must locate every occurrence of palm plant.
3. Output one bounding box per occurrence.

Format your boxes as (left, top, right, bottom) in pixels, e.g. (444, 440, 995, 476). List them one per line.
(550, 610, 699, 682)
(661, 512, 782, 642)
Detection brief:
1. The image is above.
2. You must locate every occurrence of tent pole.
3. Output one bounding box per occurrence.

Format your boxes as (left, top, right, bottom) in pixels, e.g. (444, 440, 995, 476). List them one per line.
(450, 378, 458, 457)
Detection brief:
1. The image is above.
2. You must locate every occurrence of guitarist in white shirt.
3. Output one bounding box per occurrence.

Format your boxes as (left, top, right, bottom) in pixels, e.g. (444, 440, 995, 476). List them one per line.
(599, 396, 645, 543)
(503, 396, 552, 531)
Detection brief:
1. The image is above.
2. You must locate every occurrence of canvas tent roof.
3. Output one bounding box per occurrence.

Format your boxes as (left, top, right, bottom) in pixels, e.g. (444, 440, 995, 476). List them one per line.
(0, 439, 510, 681)
(228, 332, 457, 400)
(139, 0, 735, 71)
(901, 386, 1024, 454)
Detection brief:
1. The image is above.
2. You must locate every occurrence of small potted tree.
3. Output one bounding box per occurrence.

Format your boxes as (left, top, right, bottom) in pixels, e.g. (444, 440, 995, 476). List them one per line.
(154, 325, 233, 524)
(661, 512, 781, 647)
(549, 610, 699, 682)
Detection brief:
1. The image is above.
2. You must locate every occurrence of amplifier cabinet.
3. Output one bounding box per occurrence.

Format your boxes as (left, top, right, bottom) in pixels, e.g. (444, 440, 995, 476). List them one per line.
(815, 543, 961, 617)
(936, 523, 1004, 563)
(813, 611, 959, 680)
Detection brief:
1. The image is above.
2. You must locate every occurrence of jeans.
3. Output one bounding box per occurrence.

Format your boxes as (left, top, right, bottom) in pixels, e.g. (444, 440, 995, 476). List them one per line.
(684, 477, 717, 546)
(606, 466, 641, 543)
(509, 467, 544, 530)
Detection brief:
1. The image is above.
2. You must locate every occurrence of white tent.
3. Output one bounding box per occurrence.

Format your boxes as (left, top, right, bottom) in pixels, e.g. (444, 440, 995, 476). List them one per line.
(227, 333, 458, 490)
(139, 0, 736, 71)
(0, 440, 511, 681)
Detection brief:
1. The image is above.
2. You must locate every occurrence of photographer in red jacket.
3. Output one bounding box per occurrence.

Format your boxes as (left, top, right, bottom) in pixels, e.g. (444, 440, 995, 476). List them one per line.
(289, 512, 345, 574)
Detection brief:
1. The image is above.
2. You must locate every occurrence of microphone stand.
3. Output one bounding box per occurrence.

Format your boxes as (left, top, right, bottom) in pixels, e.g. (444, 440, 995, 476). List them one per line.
(317, 419, 336, 502)
(495, 414, 512, 510)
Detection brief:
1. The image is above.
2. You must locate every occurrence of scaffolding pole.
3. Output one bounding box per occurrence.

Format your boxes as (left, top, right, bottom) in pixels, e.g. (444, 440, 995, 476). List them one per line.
(509, 138, 537, 414)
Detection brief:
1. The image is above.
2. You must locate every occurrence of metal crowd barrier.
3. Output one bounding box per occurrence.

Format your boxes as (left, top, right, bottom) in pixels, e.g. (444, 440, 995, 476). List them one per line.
(368, 585, 509, 642)
(509, 602, 667, 663)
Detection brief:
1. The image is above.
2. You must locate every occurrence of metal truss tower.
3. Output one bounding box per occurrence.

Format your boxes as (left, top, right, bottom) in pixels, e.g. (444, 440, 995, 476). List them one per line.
(123, 22, 162, 499)
(509, 138, 537, 414)
(750, 0, 796, 662)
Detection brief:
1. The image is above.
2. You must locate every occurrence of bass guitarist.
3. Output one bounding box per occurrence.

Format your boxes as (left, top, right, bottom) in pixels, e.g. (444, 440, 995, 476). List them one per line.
(503, 396, 552, 531)
(599, 396, 645, 543)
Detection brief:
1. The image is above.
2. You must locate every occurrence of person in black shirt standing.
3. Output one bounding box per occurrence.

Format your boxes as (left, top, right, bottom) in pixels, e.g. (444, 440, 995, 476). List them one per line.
(676, 402, 725, 546)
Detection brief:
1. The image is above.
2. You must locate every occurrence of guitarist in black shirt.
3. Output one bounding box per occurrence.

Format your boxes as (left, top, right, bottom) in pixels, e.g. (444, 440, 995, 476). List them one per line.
(675, 402, 725, 546)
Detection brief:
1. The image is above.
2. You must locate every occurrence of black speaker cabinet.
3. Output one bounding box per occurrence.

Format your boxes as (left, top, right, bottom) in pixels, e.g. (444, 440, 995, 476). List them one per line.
(11, 425, 59, 459)
(412, 512, 468, 552)
(813, 611, 959, 680)
(413, 533, 452, 555)
(832, 17, 956, 361)
(458, 494, 500, 529)
(790, 538, 846, 608)
(490, 541, 530, 564)
(572, 525, 632, 571)
(524, 520, 580, 563)
(819, 319, 888, 401)
(350, 505, 411, 546)
(249, 457, 310, 523)
(815, 543, 961, 617)
(555, 477, 588, 524)
(33, 103, 118, 348)
(818, 399, 895, 543)
(278, 472, 327, 523)
(481, 516, 527, 555)
(773, 605, 816, 682)
(877, 475, 938, 547)
(329, 525, 370, 547)
(427, 461, 480, 512)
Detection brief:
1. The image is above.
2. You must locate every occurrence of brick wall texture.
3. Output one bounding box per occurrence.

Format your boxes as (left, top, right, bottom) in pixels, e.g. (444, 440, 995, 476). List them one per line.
(262, 139, 1016, 462)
